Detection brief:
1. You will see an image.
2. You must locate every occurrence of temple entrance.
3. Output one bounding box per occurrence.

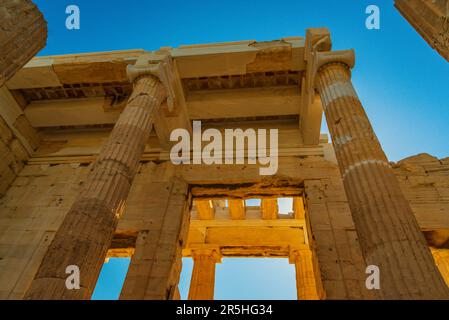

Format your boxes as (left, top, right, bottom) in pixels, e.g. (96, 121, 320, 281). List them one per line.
(183, 182, 322, 300)
(98, 181, 323, 300)
(179, 257, 296, 300)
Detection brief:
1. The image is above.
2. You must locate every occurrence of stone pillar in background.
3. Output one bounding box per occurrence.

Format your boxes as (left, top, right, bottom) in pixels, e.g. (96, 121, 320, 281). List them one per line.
(0, 0, 47, 87)
(24, 68, 167, 299)
(188, 248, 222, 300)
(314, 50, 449, 299)
(289, 247, 320, 300)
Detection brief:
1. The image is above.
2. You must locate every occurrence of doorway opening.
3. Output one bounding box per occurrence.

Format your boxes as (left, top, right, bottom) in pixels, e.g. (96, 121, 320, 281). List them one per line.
(92, 258, 131, 300)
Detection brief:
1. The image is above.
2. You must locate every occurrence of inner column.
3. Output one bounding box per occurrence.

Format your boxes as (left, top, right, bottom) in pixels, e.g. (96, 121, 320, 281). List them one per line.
(188, 248, 222, 300)
(289, 247, 320, 300)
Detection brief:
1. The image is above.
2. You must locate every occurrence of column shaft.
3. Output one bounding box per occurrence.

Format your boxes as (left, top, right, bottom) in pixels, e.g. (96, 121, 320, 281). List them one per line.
(188, 249, 221, 300)
(24, 76, 166, 299)
(316, 63, 449, 299)
(0, 0, 47, 87)
(290, 248, 320, 300)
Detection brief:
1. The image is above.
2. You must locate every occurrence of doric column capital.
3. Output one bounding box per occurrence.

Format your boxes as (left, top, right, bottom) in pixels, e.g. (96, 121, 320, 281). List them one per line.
(288, 246, 312, 264)
(126, 53, 177, 112)
(127, 64, 162, 83)
(191, 246, 222, 264)
(311, 49, 355, 90)
(314, 49, 355, 73)
(189, 245, 222, 263)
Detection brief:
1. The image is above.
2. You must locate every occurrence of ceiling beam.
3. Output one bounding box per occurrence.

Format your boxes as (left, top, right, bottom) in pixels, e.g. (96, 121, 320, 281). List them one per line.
(195, 200, 215, 220)
(228, 199, 246, 220)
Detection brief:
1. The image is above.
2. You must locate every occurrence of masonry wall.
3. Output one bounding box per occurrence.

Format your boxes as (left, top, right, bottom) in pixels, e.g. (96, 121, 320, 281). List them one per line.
(304, 178, 375, 299)
(0, 161, 191, 299)
(0, 156, 371, 300)
(0, 163, 87, 299)
(0, 152, 448, 299)
(393, 153, 449, 247)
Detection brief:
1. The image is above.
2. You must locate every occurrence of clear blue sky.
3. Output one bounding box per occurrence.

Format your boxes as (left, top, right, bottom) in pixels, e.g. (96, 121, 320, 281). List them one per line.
(33, 0, 449, 299)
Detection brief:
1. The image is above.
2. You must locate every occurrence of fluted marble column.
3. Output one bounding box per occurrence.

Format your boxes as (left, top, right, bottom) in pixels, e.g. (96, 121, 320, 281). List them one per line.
(24, 71, 167, 300)
(0, 0, 47, 87)
(289, 247, 320, 300)
(314, 50, 449, 299)
(188, 248, 221, 300)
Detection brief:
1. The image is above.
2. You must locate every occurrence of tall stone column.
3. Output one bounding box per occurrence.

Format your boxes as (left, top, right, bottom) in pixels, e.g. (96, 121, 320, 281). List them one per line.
(24, 67, 167, 300)
(0, 0, 47, 87)
(188, 248, 221, 300)
(313, 50, 449, 299)
(289, 247, 320, 300)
